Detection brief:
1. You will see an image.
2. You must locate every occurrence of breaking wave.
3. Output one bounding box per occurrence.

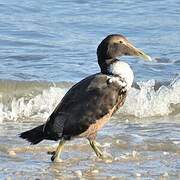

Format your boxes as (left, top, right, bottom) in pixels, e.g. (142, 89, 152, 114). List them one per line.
(0, 76, 179, 122)
(120, 76, 180, 118)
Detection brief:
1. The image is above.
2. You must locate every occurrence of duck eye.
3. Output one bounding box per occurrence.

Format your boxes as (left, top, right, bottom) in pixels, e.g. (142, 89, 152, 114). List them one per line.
(119, 41, 123, 44)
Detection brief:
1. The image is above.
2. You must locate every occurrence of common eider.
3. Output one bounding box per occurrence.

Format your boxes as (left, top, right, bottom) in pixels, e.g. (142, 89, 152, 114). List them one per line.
(20, 34, 151, 162)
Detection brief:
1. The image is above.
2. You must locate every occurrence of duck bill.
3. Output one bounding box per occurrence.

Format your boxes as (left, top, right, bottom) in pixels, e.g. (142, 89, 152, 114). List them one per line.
(126, 42, 152, 61)
(135, 49, 152, 61)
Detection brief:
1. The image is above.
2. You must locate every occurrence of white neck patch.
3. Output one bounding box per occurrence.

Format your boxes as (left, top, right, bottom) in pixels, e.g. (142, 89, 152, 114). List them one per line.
(108, 61, 134, 90)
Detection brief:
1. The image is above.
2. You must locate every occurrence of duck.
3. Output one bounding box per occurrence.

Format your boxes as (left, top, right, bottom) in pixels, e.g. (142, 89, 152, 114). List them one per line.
(20, 34, 151, 162)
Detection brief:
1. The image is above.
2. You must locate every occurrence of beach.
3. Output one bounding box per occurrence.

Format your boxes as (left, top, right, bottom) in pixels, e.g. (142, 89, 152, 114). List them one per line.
(0, 0, 180, 179)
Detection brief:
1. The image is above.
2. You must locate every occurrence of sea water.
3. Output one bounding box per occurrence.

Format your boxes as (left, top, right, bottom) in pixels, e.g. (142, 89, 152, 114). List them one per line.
(0, 0, 180, 179)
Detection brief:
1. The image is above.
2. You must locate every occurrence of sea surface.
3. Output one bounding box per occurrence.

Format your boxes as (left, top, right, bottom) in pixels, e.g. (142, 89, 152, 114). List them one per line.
(0, 0, 180, 179)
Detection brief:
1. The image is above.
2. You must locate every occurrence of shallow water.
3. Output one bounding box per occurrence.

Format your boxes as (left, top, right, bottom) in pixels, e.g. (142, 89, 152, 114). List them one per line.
(0, 119, 180, 179)
(0, 0, 180, 179)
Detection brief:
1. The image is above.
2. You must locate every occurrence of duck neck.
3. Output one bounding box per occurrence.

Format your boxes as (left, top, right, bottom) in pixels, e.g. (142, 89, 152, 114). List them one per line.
(98, 58, 119, 75)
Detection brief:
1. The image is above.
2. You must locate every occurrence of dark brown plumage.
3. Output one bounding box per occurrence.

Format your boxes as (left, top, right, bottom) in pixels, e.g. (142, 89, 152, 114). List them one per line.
(44, 74, 127, 140)
(20, 34, 151, 162)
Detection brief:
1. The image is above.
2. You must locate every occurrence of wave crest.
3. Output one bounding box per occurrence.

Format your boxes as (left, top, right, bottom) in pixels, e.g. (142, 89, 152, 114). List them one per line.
(120, 77, 180, 118)
(0, 77, 179, 122)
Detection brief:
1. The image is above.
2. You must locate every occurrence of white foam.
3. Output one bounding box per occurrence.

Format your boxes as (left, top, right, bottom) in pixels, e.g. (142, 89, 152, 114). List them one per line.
(0, 77, 179, 122)
(0, 87, 67, 122)
(119, 78, 180, 118)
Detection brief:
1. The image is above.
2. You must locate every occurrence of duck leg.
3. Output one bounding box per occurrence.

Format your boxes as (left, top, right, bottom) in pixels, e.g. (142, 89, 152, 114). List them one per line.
(51, 139, 65, 162)
(88, 139, 103, 158)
